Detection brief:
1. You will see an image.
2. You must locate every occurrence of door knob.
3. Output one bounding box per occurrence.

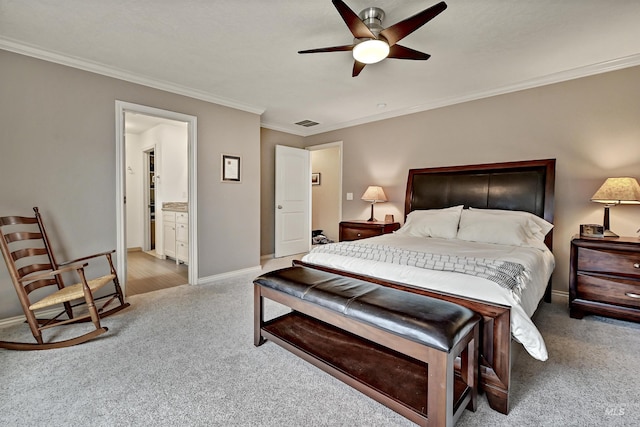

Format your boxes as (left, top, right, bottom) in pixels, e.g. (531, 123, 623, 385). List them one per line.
(277, 205, 283, 209)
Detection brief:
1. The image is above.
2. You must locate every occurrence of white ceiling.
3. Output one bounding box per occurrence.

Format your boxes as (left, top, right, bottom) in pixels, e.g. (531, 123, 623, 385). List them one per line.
(124, 112, 187, 135)
(2, 0, 640, 136)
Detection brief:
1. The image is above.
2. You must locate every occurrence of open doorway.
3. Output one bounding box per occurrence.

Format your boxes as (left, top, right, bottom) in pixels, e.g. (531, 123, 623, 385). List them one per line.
(144, 148, 155, 251)
(308, 141, 343, 244)
(115, 101, 198, 296)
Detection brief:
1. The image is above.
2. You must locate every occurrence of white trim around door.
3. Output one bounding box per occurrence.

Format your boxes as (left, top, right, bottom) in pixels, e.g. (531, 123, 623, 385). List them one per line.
(115, 101, 198, 292)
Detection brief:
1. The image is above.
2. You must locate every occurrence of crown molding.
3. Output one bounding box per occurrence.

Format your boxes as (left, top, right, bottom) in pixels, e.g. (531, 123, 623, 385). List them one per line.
(259, 121, 309, 137)
(0, 38, 266, 116)
(3, 37, 638, 137)
(284, 53, 640, 137)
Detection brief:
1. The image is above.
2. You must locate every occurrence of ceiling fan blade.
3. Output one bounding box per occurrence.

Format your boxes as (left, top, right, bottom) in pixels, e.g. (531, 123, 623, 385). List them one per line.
(379, 1, 447, 46)
(298, 45, 355, 54)
(387, 44, 431, 60)
(332, 0, 376, 39)
(352, 61, 366, 77)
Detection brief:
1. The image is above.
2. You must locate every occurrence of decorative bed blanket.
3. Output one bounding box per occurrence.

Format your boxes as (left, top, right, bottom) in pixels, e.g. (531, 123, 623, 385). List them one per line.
(312, 242, 528, 302)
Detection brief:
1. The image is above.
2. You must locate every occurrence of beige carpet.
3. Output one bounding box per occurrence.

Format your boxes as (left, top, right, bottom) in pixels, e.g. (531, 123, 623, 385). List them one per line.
(0, 272, 638, 426)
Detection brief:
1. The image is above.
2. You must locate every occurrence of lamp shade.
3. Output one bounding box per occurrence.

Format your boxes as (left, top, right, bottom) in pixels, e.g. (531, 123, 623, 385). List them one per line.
(590, 177, 640, 205)
(361, 186, 388, 203)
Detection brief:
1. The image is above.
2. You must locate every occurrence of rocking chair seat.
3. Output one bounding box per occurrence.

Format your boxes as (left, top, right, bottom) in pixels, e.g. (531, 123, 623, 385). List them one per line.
(29, 274, 116, 310)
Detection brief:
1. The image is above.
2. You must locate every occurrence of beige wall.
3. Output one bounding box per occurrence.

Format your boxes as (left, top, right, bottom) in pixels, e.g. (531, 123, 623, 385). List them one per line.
(0, 50, 261, 318)
(258, 67, 640, 295)
(299, 66, 640, 293)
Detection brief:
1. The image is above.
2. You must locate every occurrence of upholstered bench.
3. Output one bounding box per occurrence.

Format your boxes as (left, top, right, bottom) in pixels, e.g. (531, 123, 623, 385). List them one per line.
(254, 265, 481, 427)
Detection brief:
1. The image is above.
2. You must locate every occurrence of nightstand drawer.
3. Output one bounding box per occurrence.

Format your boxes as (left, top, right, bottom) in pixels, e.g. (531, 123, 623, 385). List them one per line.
(578, 248, 640, 278)
(341, 227, 382, 241)
(577, 274, 640, 309)
(339, 221, 400, 242)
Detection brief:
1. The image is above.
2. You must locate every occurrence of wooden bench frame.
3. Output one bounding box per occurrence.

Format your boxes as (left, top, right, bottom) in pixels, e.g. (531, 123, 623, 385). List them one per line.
(294, 259, 514, 414)
(254, 279, 480, 426)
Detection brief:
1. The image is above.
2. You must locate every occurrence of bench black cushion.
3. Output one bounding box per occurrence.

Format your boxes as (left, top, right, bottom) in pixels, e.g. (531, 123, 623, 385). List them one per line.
(255, 266, 480, 353)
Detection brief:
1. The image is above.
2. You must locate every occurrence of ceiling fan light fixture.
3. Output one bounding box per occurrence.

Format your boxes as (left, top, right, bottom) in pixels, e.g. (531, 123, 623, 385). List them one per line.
(299, 1, 447, 75)
(352, 39, 389, 64)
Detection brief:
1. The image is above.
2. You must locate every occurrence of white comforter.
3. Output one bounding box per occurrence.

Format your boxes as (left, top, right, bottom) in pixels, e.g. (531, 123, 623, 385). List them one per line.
(302, 234, 555, 361)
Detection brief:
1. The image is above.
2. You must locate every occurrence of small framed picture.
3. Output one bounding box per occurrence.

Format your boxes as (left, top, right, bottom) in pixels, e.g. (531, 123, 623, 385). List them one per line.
(311, 173, 321, 186)
(580, 224, 604, 238)
(222, 154, 241, 182)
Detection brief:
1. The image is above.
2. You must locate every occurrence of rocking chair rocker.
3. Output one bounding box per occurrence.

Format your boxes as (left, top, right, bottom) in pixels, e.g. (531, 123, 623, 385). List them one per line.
(0, 207, 130, 350)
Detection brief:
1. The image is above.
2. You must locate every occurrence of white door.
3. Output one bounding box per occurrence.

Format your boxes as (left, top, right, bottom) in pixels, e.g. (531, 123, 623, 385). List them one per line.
(275, 145, 311, 258)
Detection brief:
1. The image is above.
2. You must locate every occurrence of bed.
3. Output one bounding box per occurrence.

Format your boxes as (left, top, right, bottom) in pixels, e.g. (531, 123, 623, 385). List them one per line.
(296, 158, 556, 414)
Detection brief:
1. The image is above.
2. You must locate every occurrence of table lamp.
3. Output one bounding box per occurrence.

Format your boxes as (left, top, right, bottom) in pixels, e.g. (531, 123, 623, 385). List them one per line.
(361, 186, 387, 222)
(590, 177, 640, 237)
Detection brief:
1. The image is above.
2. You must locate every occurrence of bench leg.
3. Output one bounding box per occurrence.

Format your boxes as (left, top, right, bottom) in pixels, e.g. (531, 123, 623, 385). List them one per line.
(427, 353, 453, 427)
(254, 284, 266, 346)
(464, 325, 479, 412)
(427, 323, 479, 427)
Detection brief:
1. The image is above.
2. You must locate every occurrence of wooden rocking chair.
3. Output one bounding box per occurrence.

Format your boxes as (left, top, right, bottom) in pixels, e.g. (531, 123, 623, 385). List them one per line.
(0, 207, 130, 350)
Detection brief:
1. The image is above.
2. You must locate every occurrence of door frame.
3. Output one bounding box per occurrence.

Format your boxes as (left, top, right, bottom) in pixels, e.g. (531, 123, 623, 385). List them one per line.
(115, 101, 198, 291)
(143, 146, 155, 252)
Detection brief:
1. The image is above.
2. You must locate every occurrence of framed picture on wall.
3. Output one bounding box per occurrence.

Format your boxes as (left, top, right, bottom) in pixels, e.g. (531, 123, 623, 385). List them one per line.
(222, 154, 241, 182)
(311, 173, 321, 185)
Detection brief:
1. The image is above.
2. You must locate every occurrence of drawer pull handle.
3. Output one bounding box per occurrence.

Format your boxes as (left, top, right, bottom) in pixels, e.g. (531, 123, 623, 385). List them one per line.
(634, 263, 640, 269)
(626, 292, 640, 299)
(357, 233, 362, 237)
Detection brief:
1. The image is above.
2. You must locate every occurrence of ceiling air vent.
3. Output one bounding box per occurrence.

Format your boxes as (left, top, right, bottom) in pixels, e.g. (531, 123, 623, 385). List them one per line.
(295, 119, 320, 127)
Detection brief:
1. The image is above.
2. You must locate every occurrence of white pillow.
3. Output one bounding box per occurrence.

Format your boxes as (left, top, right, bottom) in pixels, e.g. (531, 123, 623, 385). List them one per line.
(457, 209, 548, 250)
(469, 207, 553, 240)
(395, 206, 463, 239)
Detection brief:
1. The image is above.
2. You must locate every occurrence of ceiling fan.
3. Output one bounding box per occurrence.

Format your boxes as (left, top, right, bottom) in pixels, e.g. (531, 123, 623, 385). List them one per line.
(298, 0, 447, 77)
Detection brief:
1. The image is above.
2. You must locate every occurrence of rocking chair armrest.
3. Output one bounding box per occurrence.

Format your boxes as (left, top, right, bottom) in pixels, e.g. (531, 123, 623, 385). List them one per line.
(58, 249, 116, 266)
(18, 262, 89, 283)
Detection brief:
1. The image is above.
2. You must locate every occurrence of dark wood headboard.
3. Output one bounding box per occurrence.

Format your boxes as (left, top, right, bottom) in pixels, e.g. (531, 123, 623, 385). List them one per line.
(405, 159, 556, 247)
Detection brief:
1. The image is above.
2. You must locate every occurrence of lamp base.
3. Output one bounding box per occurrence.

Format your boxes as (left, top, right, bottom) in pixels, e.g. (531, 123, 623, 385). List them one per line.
(367, 203, 376, 222)
(602, 206, 619, 237)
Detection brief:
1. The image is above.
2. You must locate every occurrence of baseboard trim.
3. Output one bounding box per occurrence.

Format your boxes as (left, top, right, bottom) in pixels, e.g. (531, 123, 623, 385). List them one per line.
(0, 307, 60, 328)
(551, 289, 569, 303)
(0, 314, 27, 328)
(197, 265, 262, 285)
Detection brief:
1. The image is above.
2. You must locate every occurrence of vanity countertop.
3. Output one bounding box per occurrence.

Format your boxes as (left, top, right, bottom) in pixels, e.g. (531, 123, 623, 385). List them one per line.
(162, 202, 188, 212)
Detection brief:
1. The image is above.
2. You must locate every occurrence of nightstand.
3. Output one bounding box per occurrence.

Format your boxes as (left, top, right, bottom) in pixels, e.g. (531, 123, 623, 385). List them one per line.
(569, 235, 640, 322)
(339, 220, 400, 242)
